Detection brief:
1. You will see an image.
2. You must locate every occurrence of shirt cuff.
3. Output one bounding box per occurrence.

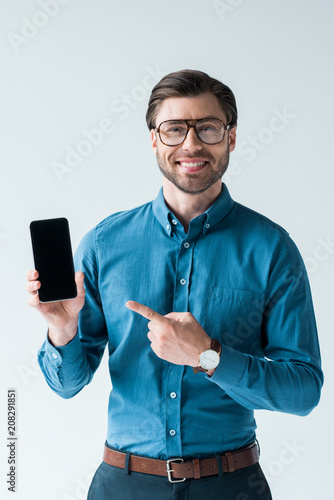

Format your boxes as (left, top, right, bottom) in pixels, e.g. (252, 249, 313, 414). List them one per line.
(207, 344, 249, 390)
(43, 331, 82, 367)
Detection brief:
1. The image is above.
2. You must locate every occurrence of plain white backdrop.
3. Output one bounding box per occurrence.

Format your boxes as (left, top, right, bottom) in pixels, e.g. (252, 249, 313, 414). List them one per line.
(1, 0, 333, 498)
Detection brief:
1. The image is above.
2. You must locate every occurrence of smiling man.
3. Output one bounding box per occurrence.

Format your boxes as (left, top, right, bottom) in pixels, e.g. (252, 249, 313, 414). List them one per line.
(153, 95, 232, 194)
(27, 69, 323, 499)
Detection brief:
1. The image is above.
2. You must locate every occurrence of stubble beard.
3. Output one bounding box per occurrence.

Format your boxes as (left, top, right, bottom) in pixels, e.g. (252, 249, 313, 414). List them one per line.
(155, 147, 230, 195)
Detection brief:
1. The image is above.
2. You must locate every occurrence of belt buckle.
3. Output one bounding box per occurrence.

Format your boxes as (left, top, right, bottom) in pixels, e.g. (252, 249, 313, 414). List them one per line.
(166, 458, 186, 483)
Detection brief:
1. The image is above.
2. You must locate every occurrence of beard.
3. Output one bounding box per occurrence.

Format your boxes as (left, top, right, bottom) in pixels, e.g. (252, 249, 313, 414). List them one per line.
(155, 147, 230, 195)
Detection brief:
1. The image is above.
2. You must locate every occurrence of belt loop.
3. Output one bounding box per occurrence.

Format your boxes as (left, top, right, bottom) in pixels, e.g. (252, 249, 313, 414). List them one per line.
(124, 451, 131, 475)
(225, 452, 235, 473)
(215, 454, 224, 477)
(192, 458, 201, 479)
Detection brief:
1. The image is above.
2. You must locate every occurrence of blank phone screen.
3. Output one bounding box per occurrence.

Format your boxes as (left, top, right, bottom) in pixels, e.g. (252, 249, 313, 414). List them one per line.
(30, 218, 77, 303)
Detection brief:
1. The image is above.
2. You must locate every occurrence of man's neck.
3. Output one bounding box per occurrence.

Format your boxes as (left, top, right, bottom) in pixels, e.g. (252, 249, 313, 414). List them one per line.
(162, 179, 223, 233)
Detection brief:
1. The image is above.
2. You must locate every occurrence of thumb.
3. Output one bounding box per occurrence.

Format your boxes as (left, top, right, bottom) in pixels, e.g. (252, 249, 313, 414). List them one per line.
(75, 271, 85, 297)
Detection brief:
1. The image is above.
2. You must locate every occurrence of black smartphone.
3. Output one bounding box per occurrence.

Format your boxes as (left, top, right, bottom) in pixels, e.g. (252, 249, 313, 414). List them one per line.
(30, 217, 77, 303)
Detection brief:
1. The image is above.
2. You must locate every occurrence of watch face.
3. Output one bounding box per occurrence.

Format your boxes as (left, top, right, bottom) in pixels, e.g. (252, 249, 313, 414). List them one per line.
(199, 349, 220, 370)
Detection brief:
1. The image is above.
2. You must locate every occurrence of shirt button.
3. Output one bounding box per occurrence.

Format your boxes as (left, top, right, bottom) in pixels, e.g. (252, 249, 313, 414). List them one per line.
(52, 353, 58, 359)
(169, 429, 176, 436)
(172, 219, 177, 225)
(205, 223, 210, 229)
(170, 392, 177, 399)
(184, 242, 190, 249)
(180, 278, 186, 285)
(166, 224, 170, 230)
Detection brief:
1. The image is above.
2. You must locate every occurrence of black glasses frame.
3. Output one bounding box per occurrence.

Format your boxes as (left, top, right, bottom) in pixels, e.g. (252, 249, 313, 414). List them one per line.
(155, 118, 230, 146)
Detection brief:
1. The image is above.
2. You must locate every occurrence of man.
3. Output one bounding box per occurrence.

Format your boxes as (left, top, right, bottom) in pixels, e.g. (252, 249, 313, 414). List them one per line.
(26, 69, 323, 499)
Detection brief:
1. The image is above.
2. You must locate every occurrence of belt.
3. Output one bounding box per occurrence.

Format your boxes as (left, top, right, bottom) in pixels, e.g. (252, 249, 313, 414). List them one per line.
(103, 441, 259, 483)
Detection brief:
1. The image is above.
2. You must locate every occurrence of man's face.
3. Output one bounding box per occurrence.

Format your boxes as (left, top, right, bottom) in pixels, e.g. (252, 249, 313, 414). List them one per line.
(151, 93, 236, 195)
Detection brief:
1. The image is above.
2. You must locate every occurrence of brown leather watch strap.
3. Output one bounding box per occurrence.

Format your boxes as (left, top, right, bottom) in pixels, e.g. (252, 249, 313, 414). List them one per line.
(103, 441, 259, 481)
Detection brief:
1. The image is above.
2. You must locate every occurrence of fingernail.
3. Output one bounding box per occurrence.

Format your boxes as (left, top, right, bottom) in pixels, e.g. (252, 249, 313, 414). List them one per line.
(126, 301, 133, 308)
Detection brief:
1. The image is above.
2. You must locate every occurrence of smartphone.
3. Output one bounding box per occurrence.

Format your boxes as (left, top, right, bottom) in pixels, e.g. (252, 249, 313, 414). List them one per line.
(30, 217, 77, 303)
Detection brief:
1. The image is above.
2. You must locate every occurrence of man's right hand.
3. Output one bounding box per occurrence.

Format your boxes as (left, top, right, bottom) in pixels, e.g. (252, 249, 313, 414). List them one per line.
(26, 270, 85, 346)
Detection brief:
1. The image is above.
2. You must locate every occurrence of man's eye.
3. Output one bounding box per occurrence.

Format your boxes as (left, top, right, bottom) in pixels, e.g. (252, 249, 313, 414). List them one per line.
(198, 125, 218, 132)
(167, 127, 184, 133)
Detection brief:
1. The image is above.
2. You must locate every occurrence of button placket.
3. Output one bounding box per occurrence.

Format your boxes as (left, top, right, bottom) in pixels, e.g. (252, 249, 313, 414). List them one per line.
(165, 365, 184, 457)
(165, 235, 195, 457)
(166, 223, 202, 457)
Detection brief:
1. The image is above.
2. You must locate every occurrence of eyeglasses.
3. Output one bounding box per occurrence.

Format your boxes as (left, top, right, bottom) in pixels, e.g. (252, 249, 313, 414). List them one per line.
(155, 118, 230, 146)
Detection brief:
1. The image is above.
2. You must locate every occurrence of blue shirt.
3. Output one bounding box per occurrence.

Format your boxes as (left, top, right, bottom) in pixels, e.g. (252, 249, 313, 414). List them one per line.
(38, 183, 323, 460)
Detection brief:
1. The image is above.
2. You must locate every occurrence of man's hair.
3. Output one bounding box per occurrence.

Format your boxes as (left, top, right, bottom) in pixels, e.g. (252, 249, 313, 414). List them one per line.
(146, 69, 238, 130)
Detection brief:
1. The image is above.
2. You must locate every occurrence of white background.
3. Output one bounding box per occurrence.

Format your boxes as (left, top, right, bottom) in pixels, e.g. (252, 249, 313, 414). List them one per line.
(1, 0, 333, 498)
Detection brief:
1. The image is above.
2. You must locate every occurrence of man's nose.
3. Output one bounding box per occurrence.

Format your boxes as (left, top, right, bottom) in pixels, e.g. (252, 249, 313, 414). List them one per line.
(182, 126, 203, 151)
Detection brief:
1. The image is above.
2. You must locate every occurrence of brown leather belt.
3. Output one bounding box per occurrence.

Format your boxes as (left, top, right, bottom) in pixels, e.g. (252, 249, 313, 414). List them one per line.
(103, 441, 259, 483)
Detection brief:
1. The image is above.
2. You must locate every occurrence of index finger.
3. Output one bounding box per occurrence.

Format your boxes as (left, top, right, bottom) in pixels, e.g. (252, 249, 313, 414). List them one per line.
(27, 269, 39, 281)
(126, 301, 168, 324)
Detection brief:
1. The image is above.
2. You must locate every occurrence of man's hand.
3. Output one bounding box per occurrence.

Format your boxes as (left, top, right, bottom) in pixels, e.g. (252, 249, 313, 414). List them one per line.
(126, 301, 212, 367)
(26, 269, 85, 346)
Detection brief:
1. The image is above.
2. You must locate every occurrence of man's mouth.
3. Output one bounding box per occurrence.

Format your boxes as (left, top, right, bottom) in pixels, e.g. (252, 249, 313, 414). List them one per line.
(179, 161, 206, 167)
(174, 159, 209, 172)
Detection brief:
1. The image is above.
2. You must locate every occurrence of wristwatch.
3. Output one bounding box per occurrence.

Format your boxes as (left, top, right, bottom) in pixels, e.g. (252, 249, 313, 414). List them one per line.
(193, 338, 221, 374)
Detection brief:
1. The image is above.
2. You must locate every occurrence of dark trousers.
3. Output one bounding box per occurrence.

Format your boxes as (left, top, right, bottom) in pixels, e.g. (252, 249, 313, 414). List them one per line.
(87, 460, 272, 500)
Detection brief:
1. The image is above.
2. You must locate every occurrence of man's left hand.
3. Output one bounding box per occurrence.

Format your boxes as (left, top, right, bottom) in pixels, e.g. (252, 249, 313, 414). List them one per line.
(126, 301, 211, 367)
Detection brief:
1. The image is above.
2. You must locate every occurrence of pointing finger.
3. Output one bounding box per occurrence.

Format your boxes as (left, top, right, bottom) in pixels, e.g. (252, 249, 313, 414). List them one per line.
(126, 301, 168, 324)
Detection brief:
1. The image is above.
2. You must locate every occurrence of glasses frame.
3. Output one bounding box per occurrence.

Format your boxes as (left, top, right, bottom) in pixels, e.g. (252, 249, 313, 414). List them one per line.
(155, 118, 230, 147)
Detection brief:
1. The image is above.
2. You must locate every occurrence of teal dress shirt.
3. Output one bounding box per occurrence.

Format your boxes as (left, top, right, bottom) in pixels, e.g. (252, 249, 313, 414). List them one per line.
(38, 183, 323, 460)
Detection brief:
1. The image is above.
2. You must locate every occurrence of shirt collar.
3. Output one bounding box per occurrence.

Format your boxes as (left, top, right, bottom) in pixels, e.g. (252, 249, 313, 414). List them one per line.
(152, 183, 235, 237)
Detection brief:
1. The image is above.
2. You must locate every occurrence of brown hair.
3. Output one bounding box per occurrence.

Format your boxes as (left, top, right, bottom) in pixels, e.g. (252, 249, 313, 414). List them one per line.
(146, 69, 238, 130)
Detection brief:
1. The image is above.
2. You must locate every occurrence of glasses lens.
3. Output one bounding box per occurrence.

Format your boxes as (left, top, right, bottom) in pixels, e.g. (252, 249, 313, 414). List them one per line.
(159, 121, 187, 145)
(196, 119, 225, 144)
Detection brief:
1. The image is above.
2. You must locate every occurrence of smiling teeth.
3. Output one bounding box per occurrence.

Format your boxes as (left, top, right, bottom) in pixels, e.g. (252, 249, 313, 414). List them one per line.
(180, 161, 205, 167)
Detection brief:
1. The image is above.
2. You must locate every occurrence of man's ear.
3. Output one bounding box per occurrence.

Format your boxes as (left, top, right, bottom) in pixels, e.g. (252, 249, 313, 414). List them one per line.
(228, 127, 237, 153)
(151, 129, 157, 154)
